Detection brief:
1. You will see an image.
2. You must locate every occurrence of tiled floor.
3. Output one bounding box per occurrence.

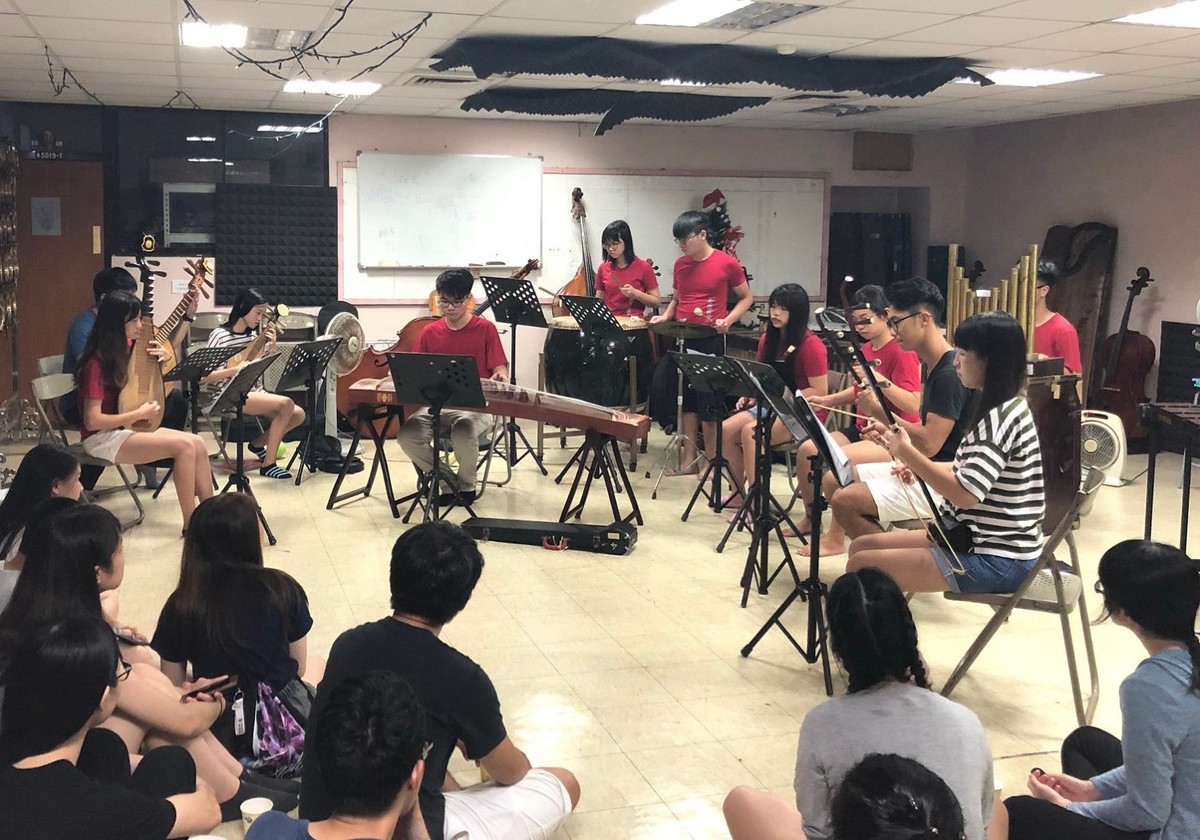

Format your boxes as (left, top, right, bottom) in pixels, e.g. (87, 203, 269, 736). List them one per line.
(20, 427, 1197, 839)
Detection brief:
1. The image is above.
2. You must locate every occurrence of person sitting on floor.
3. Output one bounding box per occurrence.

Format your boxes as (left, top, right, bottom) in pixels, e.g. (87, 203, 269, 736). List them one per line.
(832, 753, 967, 840)
(0, 443, 82, 568)
(248, 670, 429, 840)
(722, 567, 996, 840)
(300, 521, 579, 840)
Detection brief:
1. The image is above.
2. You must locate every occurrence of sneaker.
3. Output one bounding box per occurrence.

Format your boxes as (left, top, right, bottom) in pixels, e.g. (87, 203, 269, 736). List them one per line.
(437, 488, 477, 506)
(259, 464, 292, 480)
(247, 442, 268, 459)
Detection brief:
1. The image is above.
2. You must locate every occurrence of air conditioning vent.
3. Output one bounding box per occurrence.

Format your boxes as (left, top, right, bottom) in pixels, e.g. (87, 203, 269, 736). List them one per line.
(405, 75, 482, 87)
(708, 3, 821, 30)
(804, 103, 895, 117)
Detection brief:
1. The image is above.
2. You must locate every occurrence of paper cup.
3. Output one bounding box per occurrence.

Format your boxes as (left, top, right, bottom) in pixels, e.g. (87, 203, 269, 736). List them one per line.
(240, 796, 272, 832)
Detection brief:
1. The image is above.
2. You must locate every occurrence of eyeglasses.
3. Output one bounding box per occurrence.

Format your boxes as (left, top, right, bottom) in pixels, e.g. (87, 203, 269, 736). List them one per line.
(674, 232, 701, 245)
(1094, 579, 1104, 595)
(886, 312, 920, 330)
(436, 296, 467, 309)
(117, 659, 133, 683)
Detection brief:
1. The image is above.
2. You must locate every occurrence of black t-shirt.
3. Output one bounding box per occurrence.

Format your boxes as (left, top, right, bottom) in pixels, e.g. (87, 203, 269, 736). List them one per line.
(921, 350, 973, 462)
(151, 574, 312, 691)
(0, 760, 176, 840)
(299, 618, 507, 840)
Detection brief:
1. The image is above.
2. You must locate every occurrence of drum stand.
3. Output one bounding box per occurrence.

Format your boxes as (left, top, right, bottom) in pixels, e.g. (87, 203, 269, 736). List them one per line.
(646, 334, 700, 498)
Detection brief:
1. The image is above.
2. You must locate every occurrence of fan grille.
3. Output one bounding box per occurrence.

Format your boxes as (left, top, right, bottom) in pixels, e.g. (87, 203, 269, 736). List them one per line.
(1081, 423, 1119, 469)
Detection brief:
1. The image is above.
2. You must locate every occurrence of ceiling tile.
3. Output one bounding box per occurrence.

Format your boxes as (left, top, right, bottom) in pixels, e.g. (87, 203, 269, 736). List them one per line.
(331, 9, 474, 39)
(0, 11, 32, 36)
(178, 0, 334, 30)
(1015, 22, 1199, 52)
(834, 40, 975, 58)
(1042, 52, 1191, 73)
(11, 0, 170, 20)
(25, 17, 174, 43)
(840, 0, 1010, 13)
(979, 0, 1168, 23)
(730, 31, 870, 53)
(1123, 33, 1200, 58)
(491, 0, 656, 24)
(1126, 79, 1200, 96)
(1128, 59, 1200, 78)
(463, 17, 616, 38)
(602, 23, 744, 44)
(66, 56, 178, 76)
(965, 46, 1098, 68)
(767, 7, 956, 39)
(0, 33, 40, 53)
(894, 16, 1081, 46)
(355, 0, 504, 12)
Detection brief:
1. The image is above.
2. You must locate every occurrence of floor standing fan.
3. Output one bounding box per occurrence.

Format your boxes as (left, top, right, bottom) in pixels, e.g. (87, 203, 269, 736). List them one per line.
(1081, 409, 1126, 487)
(322, 311, 367, 441)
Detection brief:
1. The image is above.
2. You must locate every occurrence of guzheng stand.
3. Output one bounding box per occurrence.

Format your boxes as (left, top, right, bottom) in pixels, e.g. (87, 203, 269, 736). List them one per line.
(387, 353, 488, 524)
(479, 275, 548, 475)
(557, 429, 644, 527)
(326, 396, 401, 514)
(208, 352, 280, 545)
(276, 336, 343, 486)
(646, 320, 718, 497)
(1142, 401, 1200, 553)
(153, 344, 240, 499)
(740, 375, 852, 697)
(670, 352, 750, 520)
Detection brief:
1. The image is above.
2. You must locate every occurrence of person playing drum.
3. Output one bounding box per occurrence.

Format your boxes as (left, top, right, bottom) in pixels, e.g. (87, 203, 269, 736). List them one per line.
(649, 210, 753, 475)
(594, 220, 661, 317)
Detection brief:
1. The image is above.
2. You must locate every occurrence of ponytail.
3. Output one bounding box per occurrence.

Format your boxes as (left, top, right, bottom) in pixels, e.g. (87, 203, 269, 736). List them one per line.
(829, 568, 931, 694)
(1186, 634, 1200, 694)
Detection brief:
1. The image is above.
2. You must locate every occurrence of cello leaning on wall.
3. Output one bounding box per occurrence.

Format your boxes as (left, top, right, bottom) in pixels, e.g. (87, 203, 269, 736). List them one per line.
(1093, 266, 1156, 444)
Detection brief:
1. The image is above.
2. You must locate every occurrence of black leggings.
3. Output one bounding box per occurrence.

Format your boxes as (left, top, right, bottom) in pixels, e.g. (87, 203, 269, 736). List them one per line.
(1005, 726, 1151, 840)
(77, 728, 197, 799)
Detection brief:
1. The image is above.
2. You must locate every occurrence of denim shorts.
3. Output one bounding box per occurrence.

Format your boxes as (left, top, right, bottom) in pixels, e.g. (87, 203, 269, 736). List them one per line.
(930, 546, 1038, 594)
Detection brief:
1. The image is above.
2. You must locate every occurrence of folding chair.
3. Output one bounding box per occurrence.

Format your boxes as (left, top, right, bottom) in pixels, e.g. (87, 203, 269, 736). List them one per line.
(36, 354, 64, 376)
(939, 468, 1105, 726)
(30, 374, 145, 530)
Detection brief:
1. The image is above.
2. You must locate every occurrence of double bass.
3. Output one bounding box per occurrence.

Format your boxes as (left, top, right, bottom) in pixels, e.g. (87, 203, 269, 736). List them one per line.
(118, 236, 168, 432)
(552, 187, 595, 317)
(1095, 267, 1156, 440)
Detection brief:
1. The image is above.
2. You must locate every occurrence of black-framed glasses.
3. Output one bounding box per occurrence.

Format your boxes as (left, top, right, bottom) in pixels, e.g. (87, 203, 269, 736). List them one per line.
(674, 232, 700, 245)
(436, 296, 467, 308)
(886, 312, 920, 330)
(117, 659, 133, 683)
(1094, 579, 1104, 595)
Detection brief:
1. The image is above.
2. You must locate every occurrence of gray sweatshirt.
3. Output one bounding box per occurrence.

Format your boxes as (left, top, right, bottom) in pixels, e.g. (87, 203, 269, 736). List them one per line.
(1070, 647, 1200, 839)
(794, 680, 993, 840)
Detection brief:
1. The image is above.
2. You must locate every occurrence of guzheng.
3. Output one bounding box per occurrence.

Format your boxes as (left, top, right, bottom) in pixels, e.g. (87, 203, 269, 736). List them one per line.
(348, 377, 651, 443)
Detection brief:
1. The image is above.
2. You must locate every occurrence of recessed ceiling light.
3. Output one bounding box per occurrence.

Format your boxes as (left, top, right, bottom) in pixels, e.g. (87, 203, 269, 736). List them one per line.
(282, 79, 381, 96)
(956, 68, 1101, 87)
(1116, 1, 1200, 28)
(187, 157, 223, 163)
(636, 0, 752, 27)
(660, 78, 709, 87)
(186, 135, 217, 142)
(180, 21, 248, 48)
(257, 124, 324, 133)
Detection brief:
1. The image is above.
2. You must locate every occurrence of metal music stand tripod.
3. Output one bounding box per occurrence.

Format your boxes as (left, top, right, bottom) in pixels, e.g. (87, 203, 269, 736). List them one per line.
(669, 352, 748, 520)
(740, 384, 853, 697)
(276, 336, 343, 486)
(479, 275, 548, 474)
(207, 352, 281, 545)
(153, 344, 241, 500)
(388, 352, 488, 523)
(645, 320, 717, 498)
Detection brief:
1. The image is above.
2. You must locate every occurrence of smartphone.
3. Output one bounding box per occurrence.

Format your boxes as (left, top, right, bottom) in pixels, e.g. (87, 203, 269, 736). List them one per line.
(113, 628, 151, 646)
(180, 675, 238, 701)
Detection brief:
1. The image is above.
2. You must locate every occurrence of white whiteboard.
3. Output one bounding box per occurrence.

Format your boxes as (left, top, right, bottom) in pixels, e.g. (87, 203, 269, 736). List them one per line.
(356, 152, 543, 268)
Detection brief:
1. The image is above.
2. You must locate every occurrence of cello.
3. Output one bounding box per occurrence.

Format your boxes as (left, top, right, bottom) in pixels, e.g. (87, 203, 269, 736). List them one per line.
(1095, 266, 1156, 441)
(118, 236, 168, 432)
(551, 187, 595, 317)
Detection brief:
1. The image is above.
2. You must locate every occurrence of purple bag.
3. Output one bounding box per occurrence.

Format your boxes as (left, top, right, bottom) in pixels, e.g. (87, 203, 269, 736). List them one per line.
(247, 679, 312, 778)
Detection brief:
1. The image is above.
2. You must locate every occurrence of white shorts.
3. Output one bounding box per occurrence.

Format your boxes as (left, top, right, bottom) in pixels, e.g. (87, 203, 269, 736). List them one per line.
(856, 461, 942, 524)
(81, 429, 135, 462)
(443, 769, 573, 840)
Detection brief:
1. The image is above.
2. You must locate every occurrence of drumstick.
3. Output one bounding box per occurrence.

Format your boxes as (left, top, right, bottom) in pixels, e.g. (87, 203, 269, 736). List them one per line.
(821, 405, 874, 423)
(692, 307, 715, 325)
(538, 286, 560, 300)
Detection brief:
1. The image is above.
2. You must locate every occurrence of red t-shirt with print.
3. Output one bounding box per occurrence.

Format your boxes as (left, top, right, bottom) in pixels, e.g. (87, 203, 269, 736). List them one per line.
(594, 257, 659, 317)
(414, 315, 508, 379)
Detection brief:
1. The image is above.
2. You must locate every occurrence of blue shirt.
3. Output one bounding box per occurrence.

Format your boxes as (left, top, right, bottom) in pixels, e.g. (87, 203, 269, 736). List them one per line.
(61, 307, 96, 416)
(1070, 647, 1200, 839)
(245, 811, 312, 839)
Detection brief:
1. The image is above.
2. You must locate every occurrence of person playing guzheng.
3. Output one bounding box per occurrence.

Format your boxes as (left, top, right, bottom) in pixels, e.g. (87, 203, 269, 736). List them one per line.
(1032, 260, 1082, 374)
(649, 210, 753, 475)
(398, 268, 509, 504)
(593, 219, 661, 317)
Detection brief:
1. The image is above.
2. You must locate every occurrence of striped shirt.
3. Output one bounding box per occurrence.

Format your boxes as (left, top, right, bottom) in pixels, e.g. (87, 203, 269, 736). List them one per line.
(205, 326, 260, 399)
(942, 396, 1044, 560)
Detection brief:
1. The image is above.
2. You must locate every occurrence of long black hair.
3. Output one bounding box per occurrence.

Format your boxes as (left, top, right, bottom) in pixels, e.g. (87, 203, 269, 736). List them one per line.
(762, 283, 811, 363)
(77, 289, 141, 389)
(0, 503, 120, 667)
(222, 287, 268, 332)
(827, 568, 930, 693)
(953, 311, 1026, 427)
(0, 614, 121, 763)
(831, 753, 966, 840)
(0, 444, 79, 558)
(1098, 539, 1200, 693)
(168, 494, 305, 661)
(601, 219, 637, 267)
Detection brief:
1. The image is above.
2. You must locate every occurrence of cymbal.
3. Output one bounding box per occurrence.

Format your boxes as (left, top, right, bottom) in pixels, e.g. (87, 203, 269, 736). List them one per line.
(650, 320, 717, 341)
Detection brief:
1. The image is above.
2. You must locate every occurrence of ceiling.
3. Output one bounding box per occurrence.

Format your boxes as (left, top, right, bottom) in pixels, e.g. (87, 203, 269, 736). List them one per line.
(6, 0, 1200, 131)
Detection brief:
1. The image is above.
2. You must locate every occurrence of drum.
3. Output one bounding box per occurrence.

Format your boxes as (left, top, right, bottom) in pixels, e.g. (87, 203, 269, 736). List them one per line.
(544, 315, 653, 407)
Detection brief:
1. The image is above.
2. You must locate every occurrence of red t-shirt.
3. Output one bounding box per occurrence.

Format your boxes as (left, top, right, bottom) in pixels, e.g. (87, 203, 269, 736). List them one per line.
(673, 248, 746, 324)
(594, 257, 659, 317)
(76, 355, 120, 440)
(1034, 312, 1082, 373)
(859, 338, 921, 426)
(758, 331, 829, 423)
(414, 315, 508, 380)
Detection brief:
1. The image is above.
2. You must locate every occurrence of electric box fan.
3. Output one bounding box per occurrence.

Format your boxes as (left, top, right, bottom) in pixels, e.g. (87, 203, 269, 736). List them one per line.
(1080, 410, 1126, 487)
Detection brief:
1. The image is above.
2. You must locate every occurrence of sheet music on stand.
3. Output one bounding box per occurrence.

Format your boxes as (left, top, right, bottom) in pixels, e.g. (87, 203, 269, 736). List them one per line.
(559, 294, 627, 340)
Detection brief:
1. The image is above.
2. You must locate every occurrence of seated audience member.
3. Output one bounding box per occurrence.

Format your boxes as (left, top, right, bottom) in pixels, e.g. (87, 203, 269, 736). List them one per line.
(0, 444, 82, 567)
(832, 753, 967, 840)
(848, 311, 1045, 595)
(0, 614, 221, 839)
(301, 521, 580, 840)
(398, 269, 509, 503)
(0, 502, 297, 820)
(153, 493, 320, 761)
(248, 670, 429, 840)
(821, 278, 973, 557)
(1004, 539, 1200, 840)
(203, 288, 304, 480)
(1032, 261, 1082, 374)
(722, 567, 994, 840)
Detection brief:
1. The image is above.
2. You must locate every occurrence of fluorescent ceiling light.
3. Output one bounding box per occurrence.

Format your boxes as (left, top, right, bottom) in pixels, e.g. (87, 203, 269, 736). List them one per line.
(180, 21, 248, 48)
(257, 124, 324, 133)
(1116, 1, 1200, 28)
(187, 157, 223, 163)
(636, 0, 752, 27)
(660, 78, 709, 87)
(282, 79, 381, 96)
(186, 135, 216, 142)
(956, 68, 1101, 87)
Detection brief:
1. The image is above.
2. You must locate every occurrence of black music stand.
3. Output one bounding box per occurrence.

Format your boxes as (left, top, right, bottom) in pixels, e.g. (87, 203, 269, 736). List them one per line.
(740, 383, 848, 697)
(207, 352, 280, 545)
(670, 352, 751, 520)
(153, 345, 241, 500)
(479, 275, 548, 474)
(388, 352, 488, 523)
(646, 320, 718, 496)
(560, 293, 627, 340)
(276, 337, 343, 486)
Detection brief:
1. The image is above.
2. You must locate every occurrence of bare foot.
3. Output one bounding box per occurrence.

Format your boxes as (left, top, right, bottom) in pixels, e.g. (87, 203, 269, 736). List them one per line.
(782, 518, 811, 539)
(663, 464, 700, 477)
(797, 536, 846, 557)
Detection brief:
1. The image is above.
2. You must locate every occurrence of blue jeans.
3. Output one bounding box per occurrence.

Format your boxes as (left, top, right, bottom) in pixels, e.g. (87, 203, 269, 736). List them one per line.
(930, 547, 1037, 593)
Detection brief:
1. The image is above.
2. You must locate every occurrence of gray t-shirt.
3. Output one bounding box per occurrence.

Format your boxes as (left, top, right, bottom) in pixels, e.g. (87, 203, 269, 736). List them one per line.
(795, 680, 993, 840)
